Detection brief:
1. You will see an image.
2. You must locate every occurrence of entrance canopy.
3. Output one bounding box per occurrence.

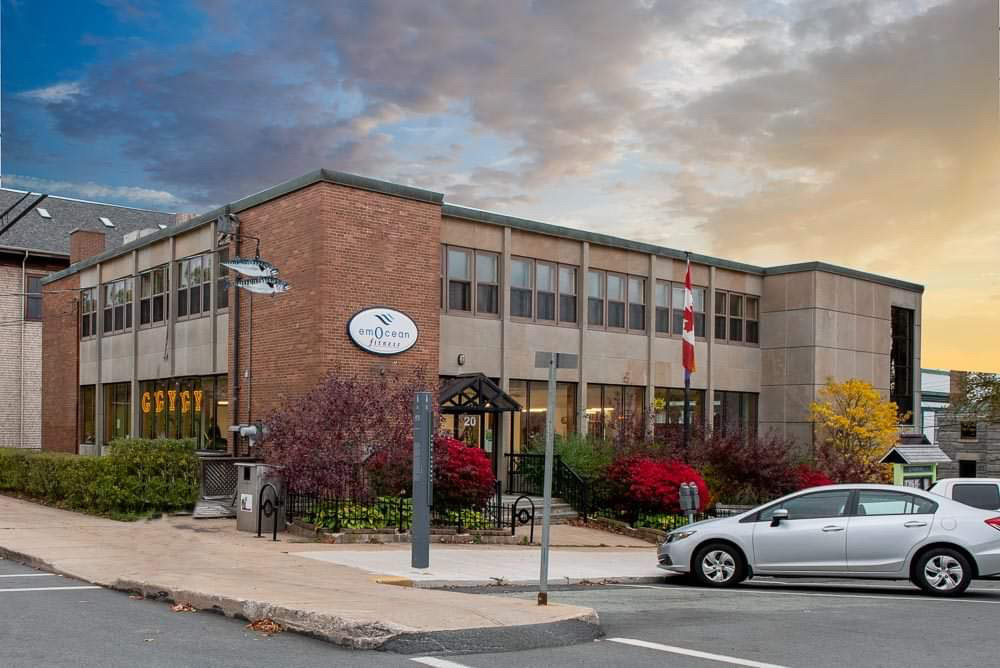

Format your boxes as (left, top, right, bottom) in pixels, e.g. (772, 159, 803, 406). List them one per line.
(439, 373, 522, 414)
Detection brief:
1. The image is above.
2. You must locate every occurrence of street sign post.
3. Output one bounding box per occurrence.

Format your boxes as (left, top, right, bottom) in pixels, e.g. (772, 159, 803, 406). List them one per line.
(412, 391, 433, 569)
(533, 351, 578, 605)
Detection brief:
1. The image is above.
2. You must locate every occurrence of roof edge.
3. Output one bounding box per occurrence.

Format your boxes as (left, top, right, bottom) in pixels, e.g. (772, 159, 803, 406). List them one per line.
(443, 204, 766, 275)
(765, 262, 924, 293)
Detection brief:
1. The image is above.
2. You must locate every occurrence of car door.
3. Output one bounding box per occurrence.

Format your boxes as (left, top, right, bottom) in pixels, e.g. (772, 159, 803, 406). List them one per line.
(752, 489, 852, 573)
(845, 490, 936, 573)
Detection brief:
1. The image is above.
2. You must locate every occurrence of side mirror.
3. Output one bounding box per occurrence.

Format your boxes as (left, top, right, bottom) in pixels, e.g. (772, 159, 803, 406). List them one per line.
(770, 508, 789, 527)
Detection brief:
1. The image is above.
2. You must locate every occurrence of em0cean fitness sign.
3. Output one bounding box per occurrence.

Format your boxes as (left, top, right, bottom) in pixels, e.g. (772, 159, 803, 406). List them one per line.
(347, 307, 418, 355)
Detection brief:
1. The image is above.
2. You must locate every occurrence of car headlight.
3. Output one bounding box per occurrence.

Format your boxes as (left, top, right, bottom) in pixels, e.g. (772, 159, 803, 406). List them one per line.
(667, 530, 696, 543)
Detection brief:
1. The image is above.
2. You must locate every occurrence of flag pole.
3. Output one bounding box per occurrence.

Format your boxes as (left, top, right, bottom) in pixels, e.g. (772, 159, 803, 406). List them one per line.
(683, 252, 691, 449)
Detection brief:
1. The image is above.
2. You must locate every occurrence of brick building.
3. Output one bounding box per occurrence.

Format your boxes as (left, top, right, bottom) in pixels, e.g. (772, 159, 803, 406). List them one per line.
(0, 189, 174, 449)
(40, 169, 925, 466)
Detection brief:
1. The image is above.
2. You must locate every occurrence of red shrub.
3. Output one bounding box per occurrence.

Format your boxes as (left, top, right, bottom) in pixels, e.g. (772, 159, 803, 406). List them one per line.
(794, 464, 833, 490)
(609, 457, 709, 513)
(432, 436, 495, 509)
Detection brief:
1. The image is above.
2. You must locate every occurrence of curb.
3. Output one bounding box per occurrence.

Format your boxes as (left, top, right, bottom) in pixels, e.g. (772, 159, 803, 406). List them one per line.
(0, 545, 603, 653)
(392, 575, 666, 589)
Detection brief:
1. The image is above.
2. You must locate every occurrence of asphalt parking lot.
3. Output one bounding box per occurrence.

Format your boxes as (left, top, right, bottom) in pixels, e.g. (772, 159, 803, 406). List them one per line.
(5, 550, 1000, 667)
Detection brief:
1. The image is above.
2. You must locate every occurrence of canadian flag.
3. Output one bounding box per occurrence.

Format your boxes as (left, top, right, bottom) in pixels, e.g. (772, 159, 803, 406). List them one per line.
(682, 258, 696, 377)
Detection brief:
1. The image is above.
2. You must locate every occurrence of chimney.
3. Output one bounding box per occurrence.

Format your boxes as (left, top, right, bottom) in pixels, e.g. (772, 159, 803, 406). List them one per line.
(69, 228, 106, 264)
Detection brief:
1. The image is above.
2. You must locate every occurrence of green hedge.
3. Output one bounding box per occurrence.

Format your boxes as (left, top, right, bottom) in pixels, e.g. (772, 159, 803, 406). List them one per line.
(0, 439, 200, 518)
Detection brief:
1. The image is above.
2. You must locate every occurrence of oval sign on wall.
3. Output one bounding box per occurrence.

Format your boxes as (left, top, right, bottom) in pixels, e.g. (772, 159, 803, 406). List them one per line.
(347, 307, 419, 355)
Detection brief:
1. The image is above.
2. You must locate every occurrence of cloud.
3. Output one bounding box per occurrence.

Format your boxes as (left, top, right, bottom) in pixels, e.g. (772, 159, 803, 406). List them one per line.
(2, 174, 183, 208)
(18, 81, 83, 104)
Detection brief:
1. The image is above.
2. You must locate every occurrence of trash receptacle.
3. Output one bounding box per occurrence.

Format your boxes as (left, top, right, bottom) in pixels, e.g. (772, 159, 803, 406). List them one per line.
(235, 463, 285, 534)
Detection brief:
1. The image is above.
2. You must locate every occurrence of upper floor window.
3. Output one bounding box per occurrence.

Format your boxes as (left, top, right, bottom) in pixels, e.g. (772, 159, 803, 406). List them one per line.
(628, 276, 645, 331)
(587, 270, 605, 326)
(441, 245, 499, 316)
(139, 266, 169, 327)
(559, 266, 577, 323)
(25, 275, 43, 321)
(510, 257, 533, 318)
(714, 291, 758, 345)
(102, 278, 133, 335)
(177, 255, 211, 319)
(960, 421, 977, 440)
(511, 257, 577, 324)
(216, 248, 230, 310)
(890, 306, 915, 423)
(671, 283, 707, 337)
(655, 282, 670, 334)
(476, 252, 499, 315)
(80, 287, 97, 338)
(447, 247, 472, 312)
(606, 274, 626, 328)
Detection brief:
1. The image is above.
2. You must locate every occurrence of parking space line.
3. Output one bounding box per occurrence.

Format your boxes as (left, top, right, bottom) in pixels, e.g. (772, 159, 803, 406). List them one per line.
(411, 658, 473, 668)
(618, 583, 1000, 604)
(0, 585, 101, 593)
(0, 573, 58, 578)
(608, 637, 789, 668)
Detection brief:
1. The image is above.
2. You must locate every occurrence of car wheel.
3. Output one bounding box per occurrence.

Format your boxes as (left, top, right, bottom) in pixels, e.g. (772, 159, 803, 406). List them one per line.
(692, 542, 746, 587)
(913, 548, 972, 596)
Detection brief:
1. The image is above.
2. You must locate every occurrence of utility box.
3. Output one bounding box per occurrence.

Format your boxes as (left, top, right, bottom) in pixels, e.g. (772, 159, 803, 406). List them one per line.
(235, 463, 286, 533)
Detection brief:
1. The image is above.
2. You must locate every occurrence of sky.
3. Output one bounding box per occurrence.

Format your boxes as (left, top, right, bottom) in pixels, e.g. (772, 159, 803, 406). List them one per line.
(2, 0, 998, 371)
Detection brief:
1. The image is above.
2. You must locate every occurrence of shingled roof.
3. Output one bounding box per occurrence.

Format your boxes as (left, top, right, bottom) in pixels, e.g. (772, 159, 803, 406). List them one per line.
(0, 188, 176, 256)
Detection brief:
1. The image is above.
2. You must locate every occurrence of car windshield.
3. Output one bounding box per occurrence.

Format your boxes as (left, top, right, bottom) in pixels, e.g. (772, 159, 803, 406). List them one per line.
(758, 490, 851, 521)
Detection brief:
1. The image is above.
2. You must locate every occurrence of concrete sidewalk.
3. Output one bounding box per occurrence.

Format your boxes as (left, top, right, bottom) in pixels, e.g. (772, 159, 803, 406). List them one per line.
(0, 495, 638, 653)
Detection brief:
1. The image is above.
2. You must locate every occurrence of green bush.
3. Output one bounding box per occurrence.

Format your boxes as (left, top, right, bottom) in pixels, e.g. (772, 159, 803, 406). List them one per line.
(0, 439, 200, 518)
(526, 432, 614, 481)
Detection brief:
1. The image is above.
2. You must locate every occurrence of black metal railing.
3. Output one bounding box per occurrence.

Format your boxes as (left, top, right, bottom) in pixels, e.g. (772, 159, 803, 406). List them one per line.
(286, 483, 533, 535)
(505, 453, 590, 520)
(554, 457, 589, 522)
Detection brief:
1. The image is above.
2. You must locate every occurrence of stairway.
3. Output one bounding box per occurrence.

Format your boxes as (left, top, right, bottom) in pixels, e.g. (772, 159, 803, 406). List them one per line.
(501, 495, 579, 524)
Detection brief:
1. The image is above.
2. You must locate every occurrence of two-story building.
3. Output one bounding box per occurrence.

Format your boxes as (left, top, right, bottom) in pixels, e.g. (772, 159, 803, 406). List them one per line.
(39, 169, 924, 470)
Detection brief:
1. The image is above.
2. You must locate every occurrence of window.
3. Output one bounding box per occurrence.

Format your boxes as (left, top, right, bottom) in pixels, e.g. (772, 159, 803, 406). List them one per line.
(103, 382, 131, 442)
(80, 288, 97, 338)
(890, 306, 915, 423)
(714, 291, 758, 344)
(655, 282, 670, 334)
(587, 270, 604, 326)
(960, 421, 977, 440)
(101, 278, 133, 335)
(713, 391, 758, 436)
(36, 208, 51, 219)
(559, 266, 577, 323)
(511, 257, 533, 318)
(606, 274, 626, 328)
(508, 380, 577, 452)
(729, 294, 743, 341)
(672, 284, 706, 337)
(99, 216, 115, 229)
(536, 262, 556, 321)
(139, 375, 229, 450)
(959, 459, 977, 478)
(476, 252, 499, 315)
(447, 248, 472, 312)
(139, 266, 168, 327)
(177, 256, 211, 318)
(216, 249, 230, 310)
(746, 297, 759, 344)
(628, 277, 645, 331)
(586, 383, 646, 440)
(652, 387, 706, 439)
(952, 484, 1000, 511)
(24, 275, 43, 321)
(856, 490, 938, 516)
(79, 386, 96, 445)
(758, 490, 851, 521)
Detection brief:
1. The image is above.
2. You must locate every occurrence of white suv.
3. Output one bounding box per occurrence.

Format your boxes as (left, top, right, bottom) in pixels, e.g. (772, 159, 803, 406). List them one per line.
(929, 478, 1000, 511)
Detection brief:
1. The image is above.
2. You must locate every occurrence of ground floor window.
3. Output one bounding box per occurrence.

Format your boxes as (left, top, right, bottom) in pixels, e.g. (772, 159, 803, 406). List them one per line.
(652, 387, 706, 440)
(139, 374, 228, 450)
(103, 382, 131, 442)
(586, 384, 644, 441)
(712, 390, 758, 436)
(79, 386, 96, 444)
(509, 380, 577, 453)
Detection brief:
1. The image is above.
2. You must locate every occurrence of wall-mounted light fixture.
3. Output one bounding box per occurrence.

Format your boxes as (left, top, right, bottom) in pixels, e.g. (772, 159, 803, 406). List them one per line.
(457, 353, 466, 366)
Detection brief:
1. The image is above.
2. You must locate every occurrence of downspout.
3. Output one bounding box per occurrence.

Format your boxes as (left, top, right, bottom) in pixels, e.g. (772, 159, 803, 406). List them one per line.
(20, 250, 27, 449)
(229, 207, 241, 454)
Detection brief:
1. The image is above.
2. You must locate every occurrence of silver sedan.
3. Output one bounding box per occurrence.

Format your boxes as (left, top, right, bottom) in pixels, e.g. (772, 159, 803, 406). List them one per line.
(657, 483, 1000, 596)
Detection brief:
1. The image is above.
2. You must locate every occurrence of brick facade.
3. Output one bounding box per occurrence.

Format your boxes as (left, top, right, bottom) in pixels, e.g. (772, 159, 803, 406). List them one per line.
(229, 182, 441, 447)
(40, 271, 81, 453)
(69, 229, 106, 264)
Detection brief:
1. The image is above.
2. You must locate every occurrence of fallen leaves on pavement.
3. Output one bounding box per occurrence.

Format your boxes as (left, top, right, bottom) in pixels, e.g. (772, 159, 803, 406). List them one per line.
(246, 618, 284, 636)
(171, 602, 197, 613)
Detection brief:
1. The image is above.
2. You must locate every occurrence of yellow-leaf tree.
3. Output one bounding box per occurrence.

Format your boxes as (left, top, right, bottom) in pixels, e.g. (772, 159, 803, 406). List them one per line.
(809, 378, 901, 483)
